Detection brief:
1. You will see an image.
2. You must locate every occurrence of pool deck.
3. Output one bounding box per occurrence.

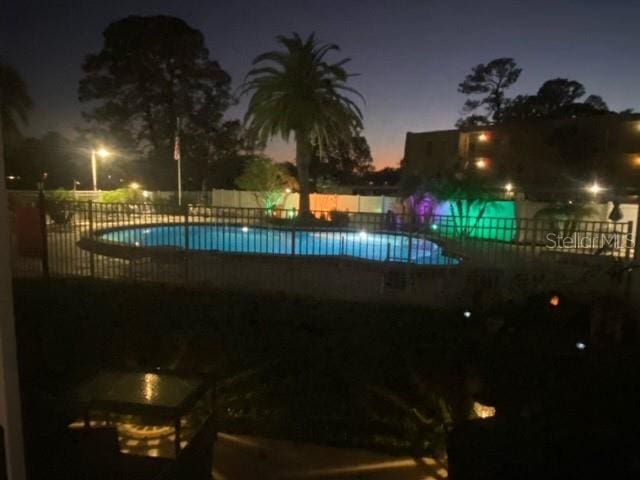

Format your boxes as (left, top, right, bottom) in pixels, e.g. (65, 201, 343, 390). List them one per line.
(11, 213, 629, 306)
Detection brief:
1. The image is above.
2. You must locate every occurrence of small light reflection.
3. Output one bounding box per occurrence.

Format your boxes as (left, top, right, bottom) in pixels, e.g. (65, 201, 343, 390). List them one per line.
(143, 373, 159, 402)
(473, 401, 496, 419)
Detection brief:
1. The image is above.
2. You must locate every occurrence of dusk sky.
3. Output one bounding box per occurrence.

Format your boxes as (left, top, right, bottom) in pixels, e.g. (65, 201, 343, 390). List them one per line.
(2, 0, 639, 169)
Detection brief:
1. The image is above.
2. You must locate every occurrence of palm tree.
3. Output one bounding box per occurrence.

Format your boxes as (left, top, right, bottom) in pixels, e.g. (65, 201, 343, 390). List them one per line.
(242, 33, 364, 216)
(0, 63, 33, 140)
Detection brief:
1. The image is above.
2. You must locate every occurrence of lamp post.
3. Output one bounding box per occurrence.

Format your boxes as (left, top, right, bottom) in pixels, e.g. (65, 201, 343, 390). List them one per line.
(91, 148, 110, 191)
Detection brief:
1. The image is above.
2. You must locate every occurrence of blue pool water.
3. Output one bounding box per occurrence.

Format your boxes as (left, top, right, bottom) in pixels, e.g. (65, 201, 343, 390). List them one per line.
(100, 225, 459, 265)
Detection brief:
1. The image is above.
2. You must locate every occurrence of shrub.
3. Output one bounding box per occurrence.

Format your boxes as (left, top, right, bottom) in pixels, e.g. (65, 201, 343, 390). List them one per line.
(45, 189, 75, 225)
(152, 194, 183, 215)
(99, 187, 143, 204)
(329, 210, 350, 228)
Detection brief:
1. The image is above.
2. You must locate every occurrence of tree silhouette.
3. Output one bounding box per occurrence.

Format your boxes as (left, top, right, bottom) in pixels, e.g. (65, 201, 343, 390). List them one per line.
(457, 58, 521, 124)
(0, 63, 33, 143)
(537, 78, 585, 111)
(207, 120, 264, 189)
(78, 15, 233, 190)
(242, 32, 364, 216)
(584, 95, 609, 112)
(501, 78, 610, 120)
(309, 134, 373, 187)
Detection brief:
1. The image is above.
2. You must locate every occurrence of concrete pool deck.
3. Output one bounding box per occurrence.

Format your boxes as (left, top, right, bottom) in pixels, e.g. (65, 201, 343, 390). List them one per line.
(11, 212, 630, 307)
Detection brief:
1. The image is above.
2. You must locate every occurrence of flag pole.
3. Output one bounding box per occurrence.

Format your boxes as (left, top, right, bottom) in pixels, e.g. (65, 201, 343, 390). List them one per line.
(0, 105, 27, 480)
(174, 117, 182, 207)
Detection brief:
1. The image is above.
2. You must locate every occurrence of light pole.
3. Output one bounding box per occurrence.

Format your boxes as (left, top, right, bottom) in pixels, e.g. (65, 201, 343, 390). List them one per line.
(91, 147, 110, 191)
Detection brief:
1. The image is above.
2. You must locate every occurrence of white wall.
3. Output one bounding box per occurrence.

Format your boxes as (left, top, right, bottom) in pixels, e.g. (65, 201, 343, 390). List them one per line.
(211, 189, 403, 213)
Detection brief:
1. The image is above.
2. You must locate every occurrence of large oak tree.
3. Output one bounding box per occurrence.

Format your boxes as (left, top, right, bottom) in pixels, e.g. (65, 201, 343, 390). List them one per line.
(78, 15, 233, 190)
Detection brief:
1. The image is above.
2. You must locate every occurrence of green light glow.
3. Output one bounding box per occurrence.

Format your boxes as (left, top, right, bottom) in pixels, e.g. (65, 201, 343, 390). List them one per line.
(435, 200, 517, 241)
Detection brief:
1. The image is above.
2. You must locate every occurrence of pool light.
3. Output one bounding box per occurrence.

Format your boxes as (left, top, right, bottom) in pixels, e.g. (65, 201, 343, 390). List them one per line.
(358, 230, 367, 239)
(242, 226, 249, 233)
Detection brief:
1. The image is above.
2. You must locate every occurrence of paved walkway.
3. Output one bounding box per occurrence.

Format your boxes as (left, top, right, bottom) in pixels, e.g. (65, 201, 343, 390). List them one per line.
(212, 433, 448, 480)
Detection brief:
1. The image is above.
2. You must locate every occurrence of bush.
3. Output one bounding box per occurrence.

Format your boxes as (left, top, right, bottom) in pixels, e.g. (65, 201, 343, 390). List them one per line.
(99, 188, 143, 204)
(45, 189, 74, 225)
(329, 210, 350, 228)
(263, 211, 353, 229)
(152, 194, 182, 215)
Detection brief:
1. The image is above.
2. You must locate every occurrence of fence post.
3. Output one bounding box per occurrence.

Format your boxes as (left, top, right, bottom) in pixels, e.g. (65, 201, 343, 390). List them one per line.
(634, 204, 640, 261)
(88, 200, 95, 278)
(37, 189, 49, 278)
(531, 218, 538, 257)
(626, 220, 633, 260)
(291, 220, 296, 256)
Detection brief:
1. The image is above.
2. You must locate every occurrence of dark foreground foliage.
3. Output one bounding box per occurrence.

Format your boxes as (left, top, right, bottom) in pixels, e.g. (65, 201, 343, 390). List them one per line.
(12, 278, 640, 478)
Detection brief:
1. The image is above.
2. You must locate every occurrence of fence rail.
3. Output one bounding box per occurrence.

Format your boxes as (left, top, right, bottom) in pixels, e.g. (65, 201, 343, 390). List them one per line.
(9, 199, 635, 302)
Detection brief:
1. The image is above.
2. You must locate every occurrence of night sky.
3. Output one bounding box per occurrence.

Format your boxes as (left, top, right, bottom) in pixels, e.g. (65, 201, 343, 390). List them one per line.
(2, 0, 639, 169)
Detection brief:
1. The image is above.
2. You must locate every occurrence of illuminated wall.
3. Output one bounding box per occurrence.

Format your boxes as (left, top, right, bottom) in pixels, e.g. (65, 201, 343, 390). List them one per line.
(433, 200, 517, 241)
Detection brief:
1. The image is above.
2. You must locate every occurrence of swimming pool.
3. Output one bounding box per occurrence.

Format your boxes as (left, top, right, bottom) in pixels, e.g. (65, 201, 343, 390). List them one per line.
(99, 224, 459, 265)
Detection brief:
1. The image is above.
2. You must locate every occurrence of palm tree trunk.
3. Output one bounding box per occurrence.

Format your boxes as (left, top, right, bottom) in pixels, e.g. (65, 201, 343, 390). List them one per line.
(295, 132, 312, 217)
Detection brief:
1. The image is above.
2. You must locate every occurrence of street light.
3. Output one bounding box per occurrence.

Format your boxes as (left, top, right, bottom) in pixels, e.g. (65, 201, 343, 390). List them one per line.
(587, 181, 603, 196)
(91, 147, 111, 191)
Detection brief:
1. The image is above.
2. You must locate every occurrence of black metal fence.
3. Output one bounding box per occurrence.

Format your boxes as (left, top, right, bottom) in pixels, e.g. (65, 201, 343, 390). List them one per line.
(9, 197, 635, 289)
